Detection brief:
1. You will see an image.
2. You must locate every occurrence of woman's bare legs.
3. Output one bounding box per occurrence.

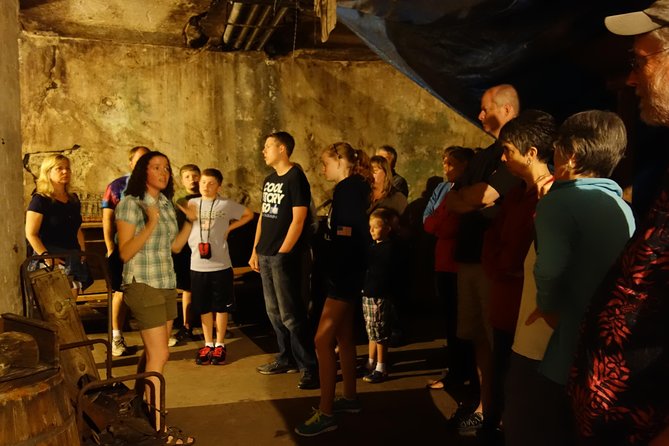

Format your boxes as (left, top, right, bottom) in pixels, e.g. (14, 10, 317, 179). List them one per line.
(314, 298, 356, 415)
(336, 302, 357, 400)
(138, 320, 173, 430)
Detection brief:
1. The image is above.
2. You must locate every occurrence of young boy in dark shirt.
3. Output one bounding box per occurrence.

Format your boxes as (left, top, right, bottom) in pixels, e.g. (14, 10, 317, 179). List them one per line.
(361, 207, 403, 383)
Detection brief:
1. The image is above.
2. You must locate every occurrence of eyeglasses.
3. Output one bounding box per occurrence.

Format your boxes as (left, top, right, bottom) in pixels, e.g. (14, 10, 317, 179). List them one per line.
(629, 47, 669, 71)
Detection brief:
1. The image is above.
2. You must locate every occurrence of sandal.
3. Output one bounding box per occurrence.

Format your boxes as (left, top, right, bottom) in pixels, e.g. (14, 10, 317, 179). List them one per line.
(163, 426, 195, 445)
(426, 369, 450, 390)
(427, 379, 445, 390)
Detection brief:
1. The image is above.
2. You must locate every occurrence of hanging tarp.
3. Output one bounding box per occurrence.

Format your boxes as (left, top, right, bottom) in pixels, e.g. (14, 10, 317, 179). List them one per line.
(337, 0, 652, 124)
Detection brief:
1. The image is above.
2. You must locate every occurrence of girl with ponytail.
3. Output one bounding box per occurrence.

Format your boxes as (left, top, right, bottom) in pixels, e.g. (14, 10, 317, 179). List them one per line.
(295, 142, 372, 436)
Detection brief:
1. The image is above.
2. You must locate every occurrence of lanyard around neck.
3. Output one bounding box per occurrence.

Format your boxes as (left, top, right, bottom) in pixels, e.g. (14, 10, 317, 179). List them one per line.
(199, 198, 216, 243)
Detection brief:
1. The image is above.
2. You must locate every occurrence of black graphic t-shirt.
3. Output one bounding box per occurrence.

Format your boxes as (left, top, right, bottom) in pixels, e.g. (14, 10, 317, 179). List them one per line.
(255, 166, 311, 256)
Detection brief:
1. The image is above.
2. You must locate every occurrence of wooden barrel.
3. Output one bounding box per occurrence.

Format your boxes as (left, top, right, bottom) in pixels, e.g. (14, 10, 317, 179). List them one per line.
(0, 368, 80, 446)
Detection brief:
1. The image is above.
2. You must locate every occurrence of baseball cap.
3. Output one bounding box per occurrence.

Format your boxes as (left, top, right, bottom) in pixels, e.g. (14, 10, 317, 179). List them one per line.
(605, 0, 669, 35)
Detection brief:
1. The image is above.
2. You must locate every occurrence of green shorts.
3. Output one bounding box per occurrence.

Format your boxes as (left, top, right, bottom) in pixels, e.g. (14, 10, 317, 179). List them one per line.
(122, 281, 178, 330)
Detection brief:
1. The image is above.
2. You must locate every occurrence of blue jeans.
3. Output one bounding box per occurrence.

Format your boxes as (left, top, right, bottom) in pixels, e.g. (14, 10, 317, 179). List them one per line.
(258, 251, 316, 371)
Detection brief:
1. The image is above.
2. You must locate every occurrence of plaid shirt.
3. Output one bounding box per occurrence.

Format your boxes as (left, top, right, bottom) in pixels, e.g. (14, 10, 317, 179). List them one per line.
(115, 194, 178, 289)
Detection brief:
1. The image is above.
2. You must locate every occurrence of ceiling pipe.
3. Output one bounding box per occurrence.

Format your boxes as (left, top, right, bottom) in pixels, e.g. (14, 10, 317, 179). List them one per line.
(233, 4, 261, 49)
(243, 5, 272, 50)
(222, 2, 243, 44)
(255, 6, 289, 51)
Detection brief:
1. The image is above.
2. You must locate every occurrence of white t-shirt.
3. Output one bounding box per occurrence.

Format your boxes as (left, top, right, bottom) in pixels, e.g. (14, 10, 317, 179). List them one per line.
(188, 196, 246, 272)
(511, 242, 554, 361)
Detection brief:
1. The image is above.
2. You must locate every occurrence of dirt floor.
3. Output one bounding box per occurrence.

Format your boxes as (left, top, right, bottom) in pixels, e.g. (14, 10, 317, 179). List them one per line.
(86, 303, 481, 446)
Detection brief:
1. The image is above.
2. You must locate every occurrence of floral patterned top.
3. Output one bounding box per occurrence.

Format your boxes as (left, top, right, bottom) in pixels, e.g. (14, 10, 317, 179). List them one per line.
(569, 170, 669, 445)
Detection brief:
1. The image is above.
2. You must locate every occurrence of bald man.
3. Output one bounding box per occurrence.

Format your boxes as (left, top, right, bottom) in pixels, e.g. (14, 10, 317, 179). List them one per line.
(443, 84, 521, 437)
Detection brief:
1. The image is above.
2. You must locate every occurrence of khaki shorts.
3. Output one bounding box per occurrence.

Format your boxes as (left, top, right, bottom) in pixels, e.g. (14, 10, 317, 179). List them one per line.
(456, 263, 492, 345)
(122, 281, 178, 330)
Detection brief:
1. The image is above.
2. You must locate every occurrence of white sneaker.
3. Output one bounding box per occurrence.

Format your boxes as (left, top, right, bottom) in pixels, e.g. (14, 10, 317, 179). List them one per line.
(168, 336, 178, 347)
(111, 337, 127, 357)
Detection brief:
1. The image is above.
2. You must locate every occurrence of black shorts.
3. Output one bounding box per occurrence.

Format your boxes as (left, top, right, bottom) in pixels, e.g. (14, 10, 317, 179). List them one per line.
(190, 268, 235, 315)
(107, 248, 124, 292)
(172, 246, 192, 291)
(327, 266, 364, 302)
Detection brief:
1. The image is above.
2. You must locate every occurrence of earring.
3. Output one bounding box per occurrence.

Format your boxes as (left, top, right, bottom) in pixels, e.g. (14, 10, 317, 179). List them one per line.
(526, 158, 532, 166)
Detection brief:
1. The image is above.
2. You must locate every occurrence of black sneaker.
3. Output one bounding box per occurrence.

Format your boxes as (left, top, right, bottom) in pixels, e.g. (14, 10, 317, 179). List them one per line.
(170, 326, 194, 346)
(298, 370, 320, 390)
(457, 412, 484, 436)
(211, 345, 227, 365)
(363, 370, 388, 384)
(176, 326, 195, 342)
(256, 360, 300, 375)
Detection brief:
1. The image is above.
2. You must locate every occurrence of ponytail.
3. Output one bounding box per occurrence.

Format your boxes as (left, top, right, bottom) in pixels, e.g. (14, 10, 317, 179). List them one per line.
(323, 142, 372, 183)
(352, 149, 372, 183)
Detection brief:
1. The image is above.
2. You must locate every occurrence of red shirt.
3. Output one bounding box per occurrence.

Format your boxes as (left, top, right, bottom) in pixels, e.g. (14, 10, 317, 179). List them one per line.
(424, 194, 459, 273)
(482, 182, 544, 333)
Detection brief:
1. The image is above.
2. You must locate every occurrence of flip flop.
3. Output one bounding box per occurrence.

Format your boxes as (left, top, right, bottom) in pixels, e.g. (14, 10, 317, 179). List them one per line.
(427, 368, 451, 390)
(426, 379, 445, 390)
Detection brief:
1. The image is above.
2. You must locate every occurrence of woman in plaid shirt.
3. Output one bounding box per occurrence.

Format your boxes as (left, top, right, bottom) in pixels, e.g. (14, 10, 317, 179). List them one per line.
(116, 151, 193, 443)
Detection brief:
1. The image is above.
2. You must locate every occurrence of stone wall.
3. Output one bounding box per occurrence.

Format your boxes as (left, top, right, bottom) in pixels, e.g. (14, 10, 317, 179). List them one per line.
(20, 34, 492, 213)
(0, 0, 26, 315)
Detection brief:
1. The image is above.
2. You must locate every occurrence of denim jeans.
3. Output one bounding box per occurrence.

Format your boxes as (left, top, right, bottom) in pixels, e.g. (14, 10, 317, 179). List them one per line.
(258, 251, 316, 371)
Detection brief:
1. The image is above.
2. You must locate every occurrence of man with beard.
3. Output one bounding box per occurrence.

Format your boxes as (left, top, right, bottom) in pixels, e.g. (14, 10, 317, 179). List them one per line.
(568, 2, 669, 445)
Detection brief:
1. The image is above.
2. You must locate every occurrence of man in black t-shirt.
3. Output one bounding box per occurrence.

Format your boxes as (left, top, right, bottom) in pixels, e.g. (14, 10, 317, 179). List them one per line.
(249, 131, 319, 390)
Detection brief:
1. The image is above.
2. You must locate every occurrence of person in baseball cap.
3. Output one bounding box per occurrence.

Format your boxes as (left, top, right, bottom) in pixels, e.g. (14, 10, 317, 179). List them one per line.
(568, 2, 669, 445)
(605, 0, 669, 35)
(605, 1, 669, 126)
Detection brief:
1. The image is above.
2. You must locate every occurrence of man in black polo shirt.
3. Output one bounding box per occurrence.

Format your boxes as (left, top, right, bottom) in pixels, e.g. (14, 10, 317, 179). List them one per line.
(444, 84, 521, 436)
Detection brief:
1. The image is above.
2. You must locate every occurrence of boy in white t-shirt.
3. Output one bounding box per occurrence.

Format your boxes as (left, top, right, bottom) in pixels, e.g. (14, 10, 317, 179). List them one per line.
(187, 168, 253, 365)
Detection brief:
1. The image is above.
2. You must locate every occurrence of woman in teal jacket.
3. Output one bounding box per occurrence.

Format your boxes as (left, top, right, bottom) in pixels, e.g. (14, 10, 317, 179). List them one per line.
(528, 110, 636, 446)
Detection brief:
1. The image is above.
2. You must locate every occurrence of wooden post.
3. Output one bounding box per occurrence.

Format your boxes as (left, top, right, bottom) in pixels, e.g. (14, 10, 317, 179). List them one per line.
(29, 269, 99, 394)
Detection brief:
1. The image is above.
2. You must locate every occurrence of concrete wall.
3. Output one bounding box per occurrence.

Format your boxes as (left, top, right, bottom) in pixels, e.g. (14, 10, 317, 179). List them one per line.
(0, 0, 26, 315)
(20, 34, 492, 212)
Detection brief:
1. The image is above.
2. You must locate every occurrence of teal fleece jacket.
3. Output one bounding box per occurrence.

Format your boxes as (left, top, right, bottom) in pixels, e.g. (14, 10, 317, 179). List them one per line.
(534, 178, 635, 385)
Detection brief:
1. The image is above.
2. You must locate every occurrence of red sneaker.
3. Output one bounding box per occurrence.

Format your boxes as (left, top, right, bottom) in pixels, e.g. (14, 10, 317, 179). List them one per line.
(196, 346, 213, 365)
(211, 345, 227, 365)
